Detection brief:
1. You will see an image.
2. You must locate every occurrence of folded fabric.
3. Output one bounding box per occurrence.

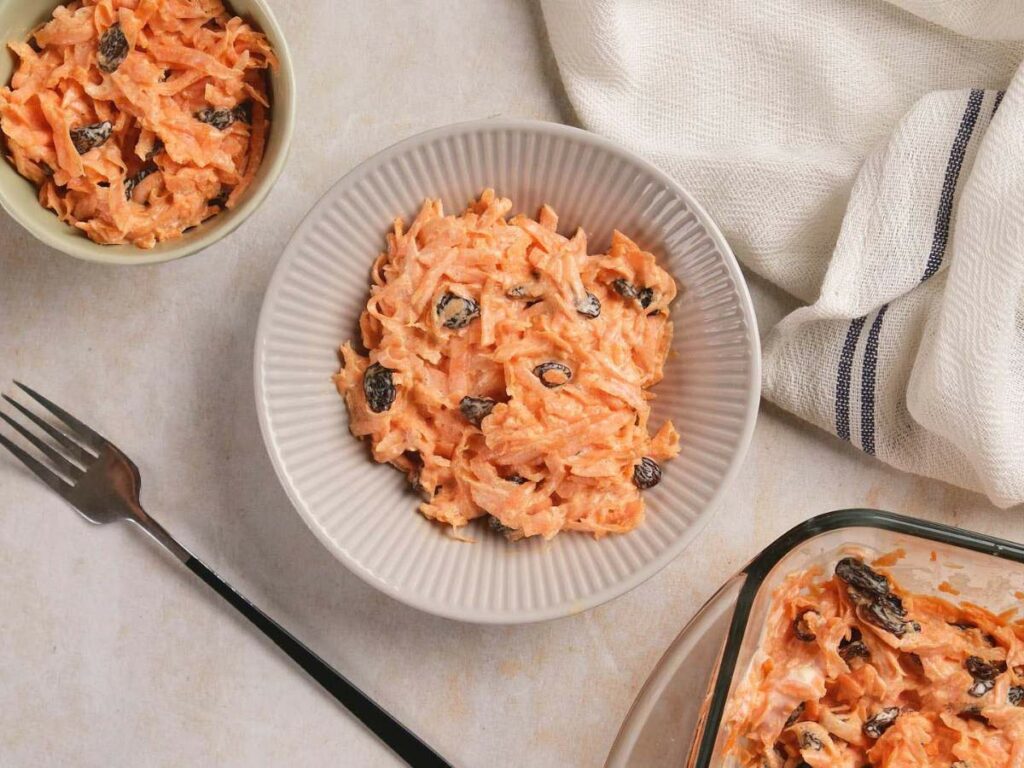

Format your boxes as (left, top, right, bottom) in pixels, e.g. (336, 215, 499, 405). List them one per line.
(541, 0, 1024, 507)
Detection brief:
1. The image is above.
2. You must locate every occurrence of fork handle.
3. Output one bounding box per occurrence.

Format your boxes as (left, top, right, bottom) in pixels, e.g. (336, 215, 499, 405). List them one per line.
(182, 555, 454, 767)
(129, 510, 451, 766)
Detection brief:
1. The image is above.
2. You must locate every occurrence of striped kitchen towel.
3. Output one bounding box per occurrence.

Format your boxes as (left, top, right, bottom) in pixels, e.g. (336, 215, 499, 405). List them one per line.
(541, 0, 1024, 506)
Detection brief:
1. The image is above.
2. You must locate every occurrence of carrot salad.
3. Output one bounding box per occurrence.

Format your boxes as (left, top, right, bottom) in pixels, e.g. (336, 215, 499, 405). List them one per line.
(334, 190, 680, 540)
(0, 0, 276, 248)
(724, 557, 1024, 767)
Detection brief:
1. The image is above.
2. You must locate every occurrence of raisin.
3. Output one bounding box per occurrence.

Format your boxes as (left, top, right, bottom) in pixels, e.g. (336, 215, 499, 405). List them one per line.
(838, 560, 914, 637)
(839, 626, 866, 657)
(966, 656, 1006, 680)
(459, 396, 495, 427)
(97, 23, 129, 73)
(958, 707, 989, 725)
(507, 284, 541, 301)
(70, 121, 112, 154)
(965, 656, 1005, 697)
(411, 475, 432, 502)
(233, 101, 253, 124)
(839, 640, 870, 662)
(611, 278, 638, 300)
(437, 292, 480, 329)
(575, 292, 601, 318)
(488, 515, 514, 536)
(863, 707, 899, 738)
(793, 610, 817, 642)
(413, 466, 442, 501)
(835, 558, 891, 597)
(124, 164, 157, 200)
(362, 362, 396, 413)
(784, 702, 804, 727)
(969, 679, 995, 698)
(632, 457, 662, 489)
(208, 189, 230, 208)
(533, 361, 572, 388)
(404, 452, 426, 497)
(887, 601, 912, 626)
(195, 107, 236, 130)
(798, 731, 822, 750)
(859, 592, 912, 637)
(1009, 685, 1024, 706)
(612, 278, 655, 309)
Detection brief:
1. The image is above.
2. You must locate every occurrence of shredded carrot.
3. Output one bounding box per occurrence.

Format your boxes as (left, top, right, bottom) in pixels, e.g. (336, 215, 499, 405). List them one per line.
(938, 580, 961, 596)
(0, 0, 276, 248)
(872, 548, 907, 567)
(333, 190, 680, 540)
(724, 559, 1024, 767)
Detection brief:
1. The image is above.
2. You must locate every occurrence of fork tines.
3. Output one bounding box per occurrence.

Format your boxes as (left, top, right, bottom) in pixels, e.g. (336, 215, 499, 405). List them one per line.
(0, 381, 102, 494)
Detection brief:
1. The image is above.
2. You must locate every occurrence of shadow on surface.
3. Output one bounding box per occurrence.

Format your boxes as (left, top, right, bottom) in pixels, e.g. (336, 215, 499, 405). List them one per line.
(524, 0, 580, 127)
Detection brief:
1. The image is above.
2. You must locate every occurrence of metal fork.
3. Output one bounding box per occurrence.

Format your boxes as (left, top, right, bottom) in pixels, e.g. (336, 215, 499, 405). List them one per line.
(0, 381, 451, 768)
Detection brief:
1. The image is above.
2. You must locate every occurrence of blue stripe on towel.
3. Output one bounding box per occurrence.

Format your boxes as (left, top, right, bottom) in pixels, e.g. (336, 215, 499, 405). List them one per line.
(993, 90, 1005, 116)
(856, 91, 982, 455)
(835, 316, 866, 441)
(921, 89, 984, 282)
(860, 304, 889, 455)
(836, 89, 985, 454)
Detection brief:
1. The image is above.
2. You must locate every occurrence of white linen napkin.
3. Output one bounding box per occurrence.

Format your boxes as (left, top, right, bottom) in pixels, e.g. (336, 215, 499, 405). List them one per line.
(540, 0, 1024, 507)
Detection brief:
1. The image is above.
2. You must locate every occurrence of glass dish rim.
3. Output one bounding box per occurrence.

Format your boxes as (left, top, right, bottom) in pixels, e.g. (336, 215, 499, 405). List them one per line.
(690, 506, 1024, 766)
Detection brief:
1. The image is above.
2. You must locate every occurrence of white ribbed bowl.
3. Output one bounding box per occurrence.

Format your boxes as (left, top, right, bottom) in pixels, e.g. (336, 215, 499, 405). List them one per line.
(254, 120, 759, 623)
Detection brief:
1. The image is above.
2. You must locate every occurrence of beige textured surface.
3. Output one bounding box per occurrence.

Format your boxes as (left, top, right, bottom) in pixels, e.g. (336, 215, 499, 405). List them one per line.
(0, 1, 1019, 767)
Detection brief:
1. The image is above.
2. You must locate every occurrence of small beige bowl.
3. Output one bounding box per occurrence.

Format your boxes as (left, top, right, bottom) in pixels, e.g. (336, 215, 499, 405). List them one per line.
(0, 0, 295, 265)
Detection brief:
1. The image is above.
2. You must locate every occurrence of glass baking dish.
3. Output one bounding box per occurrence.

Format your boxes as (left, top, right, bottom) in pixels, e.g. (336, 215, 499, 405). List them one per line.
(605, 508, 1024, 767)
